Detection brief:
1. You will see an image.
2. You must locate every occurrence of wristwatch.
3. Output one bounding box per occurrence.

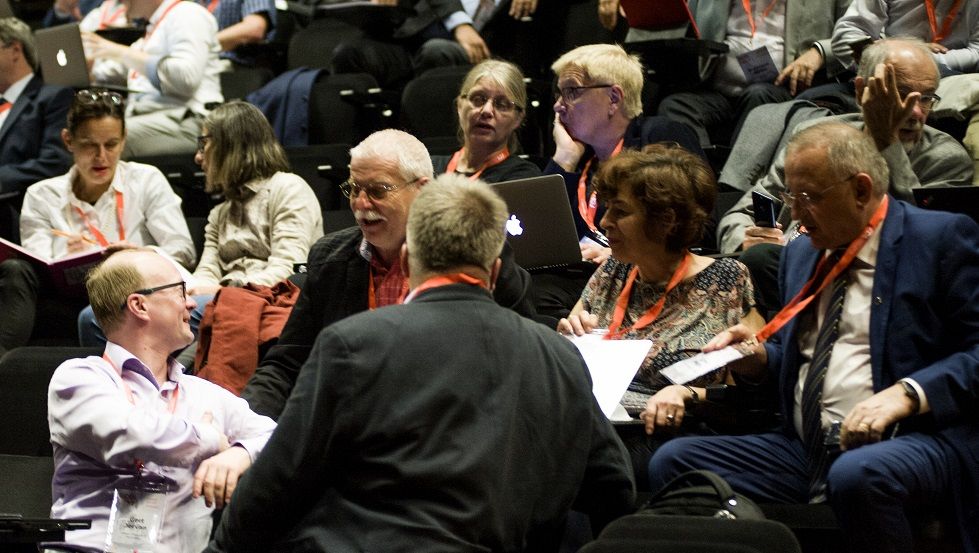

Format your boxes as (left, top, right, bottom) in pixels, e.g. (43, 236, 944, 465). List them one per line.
(900, 379, 921, 414)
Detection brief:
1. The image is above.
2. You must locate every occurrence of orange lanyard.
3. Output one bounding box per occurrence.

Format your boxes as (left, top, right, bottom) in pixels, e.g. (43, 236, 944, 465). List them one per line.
(367, 266, 409, 310)
(103, 354, 180, 413)
(0, 101, 10, 115)
(924, 0, 963, 42)
(445, 147, 510, 180)
(406, 273, 487, 302)
(130, 0, 182, 81)
(98, 1, 126, 29)
(741, 0, 780, 37)
(755, 196, 888, 342)
(605, 252, 692, 340)
(205, 0, 219, 12)
(72, 189, 125, 247)
(577, 139, 624, 235)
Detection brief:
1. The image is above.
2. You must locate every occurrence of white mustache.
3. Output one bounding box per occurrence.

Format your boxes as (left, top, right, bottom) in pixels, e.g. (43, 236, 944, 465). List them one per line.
(354, 210, 385, 223)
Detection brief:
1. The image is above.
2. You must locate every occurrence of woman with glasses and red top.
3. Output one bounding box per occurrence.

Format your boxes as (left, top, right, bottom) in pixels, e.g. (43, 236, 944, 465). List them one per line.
(0, 88, 195, 355)
(432, 60, 541, 183)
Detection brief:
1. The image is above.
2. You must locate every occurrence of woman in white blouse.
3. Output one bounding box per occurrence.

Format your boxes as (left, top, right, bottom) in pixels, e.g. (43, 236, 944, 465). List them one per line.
(0, 88, 194, 355)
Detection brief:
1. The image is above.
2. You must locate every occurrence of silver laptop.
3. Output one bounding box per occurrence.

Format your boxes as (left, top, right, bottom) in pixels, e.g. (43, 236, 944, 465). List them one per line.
(35, 23, 92, 89)
(492, 174, 583, 271)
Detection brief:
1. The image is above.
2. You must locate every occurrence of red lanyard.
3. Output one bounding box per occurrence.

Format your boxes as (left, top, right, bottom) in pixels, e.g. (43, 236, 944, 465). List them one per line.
(73, 189, 125, 247)
(605, 252, 692, 340)
(103, 354, 180, 413)
(98, 1, 126, 29)
(130, 0, 182, 80)
(0, 101, 10, 115)
(741, 0, 781, 37)
(925, 0, 963, 42)
(205, 0, 219, 12)
(755, 196, 889, 342)
(577, 139, 624, 235)
(407, 272, 487, 301)
(367, 266, 409, 310)
(445, 147, 510, 180)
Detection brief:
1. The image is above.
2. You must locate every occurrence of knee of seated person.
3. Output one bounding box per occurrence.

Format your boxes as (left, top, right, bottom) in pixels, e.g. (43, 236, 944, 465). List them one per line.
(646, 437, 698, 492)
(414, 39, 467, 71)
(826, 448, 888, 504)
(740, 83, 788, 104)
(0, 258, 39, 286)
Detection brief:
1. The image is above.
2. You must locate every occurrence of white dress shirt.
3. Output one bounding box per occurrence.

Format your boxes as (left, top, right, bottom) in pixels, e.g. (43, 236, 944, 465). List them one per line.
(0, 72, 34, 131)
(48, 342, 277, 553)
(713, 0, 787, 96)
(19, 160, 196, 268)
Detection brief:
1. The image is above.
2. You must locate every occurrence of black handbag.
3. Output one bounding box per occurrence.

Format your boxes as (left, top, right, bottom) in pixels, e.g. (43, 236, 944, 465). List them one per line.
(643, 470, 765, 520)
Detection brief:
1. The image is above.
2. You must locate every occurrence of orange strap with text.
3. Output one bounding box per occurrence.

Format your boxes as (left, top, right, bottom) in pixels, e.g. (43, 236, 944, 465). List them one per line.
(445, 147, 510, 180)
(73, 190, 125, 247)
(924, 0, 964, 42)
(740, 0, 781, 37)
(577, 139, 624, 235)
(755, 196, 889, 342)
(605, 252, 692, 340)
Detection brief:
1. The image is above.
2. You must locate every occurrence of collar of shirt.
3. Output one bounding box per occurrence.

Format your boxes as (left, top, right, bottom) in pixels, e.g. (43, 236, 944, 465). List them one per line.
(64, 164, 127, 208)
(104, 341, 186, 392)
(2, 71, 34, 104)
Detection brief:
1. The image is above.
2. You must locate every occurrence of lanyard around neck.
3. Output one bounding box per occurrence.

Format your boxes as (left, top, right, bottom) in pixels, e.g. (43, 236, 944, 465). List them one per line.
(103, 353, 180, 413)
(924, 0, 964, 42)
(605, 252, 692, 340)
(72, 189, 125, 247)
(755, 196, 889, 342)
(405, 272, 487, 303)
(741, 0, 780, 38)
(98, 1, 126, 29)
(577, 138, 624, 235)
(445, 147, 510, 180)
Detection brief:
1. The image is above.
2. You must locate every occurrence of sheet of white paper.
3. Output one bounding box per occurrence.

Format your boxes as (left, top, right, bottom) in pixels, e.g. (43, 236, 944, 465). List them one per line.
(567, 333, 652, 419)
(659, 345, 746, 384)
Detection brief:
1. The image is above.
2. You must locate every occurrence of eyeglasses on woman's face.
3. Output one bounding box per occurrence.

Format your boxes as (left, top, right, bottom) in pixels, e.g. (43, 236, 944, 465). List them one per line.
(462, 92, 521, 114)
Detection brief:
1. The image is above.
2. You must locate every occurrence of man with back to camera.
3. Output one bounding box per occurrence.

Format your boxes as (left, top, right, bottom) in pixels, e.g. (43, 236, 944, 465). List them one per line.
(47, 248, 275, 552)
(649, 121, 979, 553)
(0, 17, 73, 239)
(241, 128, 535, 420)
(206, 174, 635, 552)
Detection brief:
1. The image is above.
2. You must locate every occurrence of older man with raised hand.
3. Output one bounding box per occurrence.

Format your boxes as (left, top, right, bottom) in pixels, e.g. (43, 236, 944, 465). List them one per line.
(47, 249, 275, 553)
(82, 0, 223, 158)
(720, 38, 973, 255)
(206, 174, 634, 552)
(649, 121, 979, 553)
(242, 129, 535, 420)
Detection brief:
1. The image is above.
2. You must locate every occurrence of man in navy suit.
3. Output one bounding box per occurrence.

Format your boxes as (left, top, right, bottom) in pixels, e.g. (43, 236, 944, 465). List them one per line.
(0, 17, 73, 240)
(648, 121, 979, 553)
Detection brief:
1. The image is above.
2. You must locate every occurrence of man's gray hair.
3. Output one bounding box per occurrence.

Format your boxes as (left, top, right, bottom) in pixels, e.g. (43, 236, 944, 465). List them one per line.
(787, 121, 889, 196)
(0, 17, 36, 70)
(406, 173, 508, 274)
(857, 37, 939, 89)
(349, 129, 434, 183)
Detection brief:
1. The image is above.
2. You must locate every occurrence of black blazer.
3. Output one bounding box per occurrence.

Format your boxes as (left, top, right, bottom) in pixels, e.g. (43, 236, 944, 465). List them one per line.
(210, 283, 635, 553)
(243, 225, 537, 419)
(0, 75, 73, 198)
(394, 0, 465, 39)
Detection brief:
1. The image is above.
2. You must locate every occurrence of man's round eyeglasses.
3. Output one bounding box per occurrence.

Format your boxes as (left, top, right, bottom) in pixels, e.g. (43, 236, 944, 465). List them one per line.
(120, 281, 186, 310)
(556, 84, 613, 104)
(780, 174, 857, 211)
(339, 178, 420, 201)
(463, 92, 521, 113)
(917, 93, 941, 110)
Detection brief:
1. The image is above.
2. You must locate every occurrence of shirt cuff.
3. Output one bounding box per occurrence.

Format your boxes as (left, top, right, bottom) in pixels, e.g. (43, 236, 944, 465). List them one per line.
(900, 377, 929, 414)
(442, 11, 472, 33)
(811, 41, 825, 60)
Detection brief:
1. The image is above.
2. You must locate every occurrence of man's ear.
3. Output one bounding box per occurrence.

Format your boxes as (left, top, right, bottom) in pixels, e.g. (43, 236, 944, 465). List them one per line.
(61, 129, 73, 151)
(488, 257, 502, 291)
(608, 85, 624, 116)
(853, 172, 875, 205)
(399, 242, 410, 280)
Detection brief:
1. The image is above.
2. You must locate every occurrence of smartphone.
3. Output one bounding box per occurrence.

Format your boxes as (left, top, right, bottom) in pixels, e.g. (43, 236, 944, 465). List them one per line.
(751, 190, 781, 228)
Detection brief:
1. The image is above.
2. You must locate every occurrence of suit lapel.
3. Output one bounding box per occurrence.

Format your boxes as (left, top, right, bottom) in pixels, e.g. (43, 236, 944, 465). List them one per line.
(869, 197, 904, 390)
(0, 75, 41, 145)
